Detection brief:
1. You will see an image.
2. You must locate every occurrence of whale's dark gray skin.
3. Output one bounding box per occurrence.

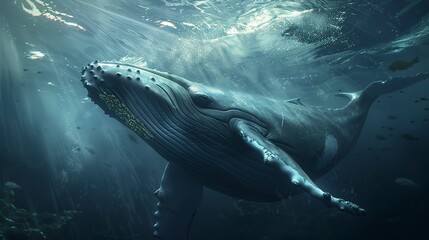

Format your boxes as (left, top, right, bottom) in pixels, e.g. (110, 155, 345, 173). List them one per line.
(81, 61, 429, 239)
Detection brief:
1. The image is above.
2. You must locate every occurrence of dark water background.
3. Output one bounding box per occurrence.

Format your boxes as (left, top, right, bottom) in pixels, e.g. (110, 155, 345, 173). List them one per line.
(1, 0, 429, 239)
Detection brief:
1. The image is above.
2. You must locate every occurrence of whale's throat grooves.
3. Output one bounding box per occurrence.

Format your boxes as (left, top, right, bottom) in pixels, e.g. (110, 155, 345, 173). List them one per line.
(98, 92, 153, 140)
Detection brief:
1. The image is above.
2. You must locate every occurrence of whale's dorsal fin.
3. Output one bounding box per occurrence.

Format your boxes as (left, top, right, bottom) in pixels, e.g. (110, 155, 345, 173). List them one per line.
(286, 98, 305, 106)
(154, 163, 203, 240)
(335, 91, 361, 102)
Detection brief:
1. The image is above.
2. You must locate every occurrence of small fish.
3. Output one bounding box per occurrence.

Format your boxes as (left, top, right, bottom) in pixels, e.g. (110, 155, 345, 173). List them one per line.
(401, 134, 419, 141)
(101, 160, 112, 168)
(388, 57, 419, 72)
(85, 147, 96, 154)
(378, 145, 391, 150)
(4, 181, 21, 189)
(387, 114, 397, 120)
(420, 97, 428, 101)
(128, 133, 139, 144)
(395, 177, 419, 188)
(375, 134, 386, 141)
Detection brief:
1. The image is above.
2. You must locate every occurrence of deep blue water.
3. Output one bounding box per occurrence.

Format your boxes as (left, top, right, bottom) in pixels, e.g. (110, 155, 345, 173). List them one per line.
(1, 0, 429, 239)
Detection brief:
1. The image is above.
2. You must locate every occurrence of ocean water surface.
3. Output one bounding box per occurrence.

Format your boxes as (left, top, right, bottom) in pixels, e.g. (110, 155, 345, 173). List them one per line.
(1, 0, 429, 239)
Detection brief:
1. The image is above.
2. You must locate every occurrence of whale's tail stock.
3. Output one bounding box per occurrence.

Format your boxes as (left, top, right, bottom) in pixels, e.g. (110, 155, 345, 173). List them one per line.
(336, 72, 429, 113)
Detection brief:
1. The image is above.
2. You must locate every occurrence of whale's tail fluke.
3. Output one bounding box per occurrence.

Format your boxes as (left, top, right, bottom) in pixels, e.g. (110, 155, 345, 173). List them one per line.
(338, 72, 429, 112)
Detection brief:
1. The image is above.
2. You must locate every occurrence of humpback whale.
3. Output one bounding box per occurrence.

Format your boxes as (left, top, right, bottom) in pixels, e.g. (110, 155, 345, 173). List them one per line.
(80, 61, 428, 239)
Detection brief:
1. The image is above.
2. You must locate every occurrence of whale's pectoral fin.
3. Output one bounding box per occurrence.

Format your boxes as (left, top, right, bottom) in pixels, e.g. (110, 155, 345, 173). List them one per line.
(154, 163, 203, 240)
(230, 118, 366, 216)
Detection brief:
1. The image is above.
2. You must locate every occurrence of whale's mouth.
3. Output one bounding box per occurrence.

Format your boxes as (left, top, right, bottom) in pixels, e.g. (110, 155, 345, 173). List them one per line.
(80, 60, 172, 141)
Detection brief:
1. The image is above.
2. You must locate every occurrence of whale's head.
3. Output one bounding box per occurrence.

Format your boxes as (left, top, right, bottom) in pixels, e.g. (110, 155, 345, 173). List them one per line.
(81, 61, 241, 143)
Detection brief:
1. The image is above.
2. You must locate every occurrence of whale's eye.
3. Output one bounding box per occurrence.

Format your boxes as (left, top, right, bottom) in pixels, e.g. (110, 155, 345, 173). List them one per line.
(193, 93, 212, 107)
